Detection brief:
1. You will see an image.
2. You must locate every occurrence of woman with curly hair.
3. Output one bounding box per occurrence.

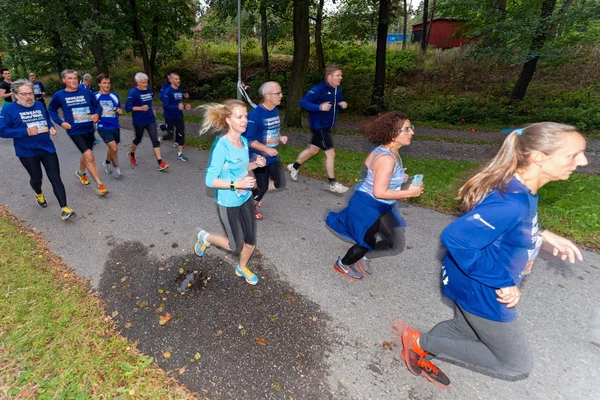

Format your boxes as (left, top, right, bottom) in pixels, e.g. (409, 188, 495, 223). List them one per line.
(193, 100, 266, 285)
(326, 112, 423, 281)
(396, 122, 587, 389)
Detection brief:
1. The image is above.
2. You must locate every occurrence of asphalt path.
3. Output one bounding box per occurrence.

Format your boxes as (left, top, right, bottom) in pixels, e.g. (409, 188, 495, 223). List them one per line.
(1, 128, 599, 399)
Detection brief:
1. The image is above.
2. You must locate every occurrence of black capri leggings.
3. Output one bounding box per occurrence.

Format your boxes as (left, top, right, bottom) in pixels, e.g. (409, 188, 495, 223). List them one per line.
(133, 122, 160, 148)
(252, 162, 284, 202)
(19, 152, 67, 208)
(341, 210, 405, 265)
(166, 118, 185, 146)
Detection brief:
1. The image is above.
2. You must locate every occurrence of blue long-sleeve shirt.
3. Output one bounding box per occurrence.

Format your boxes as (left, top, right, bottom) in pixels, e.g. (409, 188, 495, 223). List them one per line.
(32, 81, 45, 101)
(161, 86, 184, 121)
(47, 88, 97, 136)
(440, 176, 543, 322)
(0, 101, 56, 157)
(299, 81, 344, 130)
(94, 92, 121, 130)
(205, 135, 252, 207)
(125, 87, 155, 126)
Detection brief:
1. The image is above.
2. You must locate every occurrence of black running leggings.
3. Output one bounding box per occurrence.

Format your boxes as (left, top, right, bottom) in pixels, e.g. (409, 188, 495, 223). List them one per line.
(166, 118, 185, 146)
(341, 210, 405, 265)
(133, 122, 160, 148)
(19, 152, 67, 207)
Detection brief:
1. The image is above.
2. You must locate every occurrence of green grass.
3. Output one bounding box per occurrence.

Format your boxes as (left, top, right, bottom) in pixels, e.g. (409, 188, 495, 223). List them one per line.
(0, 212, 198, 399)
(188, 138, 600, 250)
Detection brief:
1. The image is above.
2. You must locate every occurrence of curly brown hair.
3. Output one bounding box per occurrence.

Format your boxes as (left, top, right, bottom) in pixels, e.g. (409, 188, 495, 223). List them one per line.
(363, 112, 408, 145)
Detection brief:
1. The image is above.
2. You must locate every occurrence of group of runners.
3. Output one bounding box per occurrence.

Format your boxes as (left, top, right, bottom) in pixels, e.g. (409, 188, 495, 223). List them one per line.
(0, 65, 590, 389)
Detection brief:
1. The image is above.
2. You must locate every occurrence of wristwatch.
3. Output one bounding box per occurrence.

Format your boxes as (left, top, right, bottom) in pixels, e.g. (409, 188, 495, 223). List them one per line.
(230, 180, 236, 190)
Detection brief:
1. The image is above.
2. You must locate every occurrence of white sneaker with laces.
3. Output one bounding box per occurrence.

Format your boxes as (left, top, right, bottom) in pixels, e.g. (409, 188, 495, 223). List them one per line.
(113, 166, 123, 179)
(287, 164, 298, 181)
(329, 181, 349, 193)
(103, 162, 112, 174)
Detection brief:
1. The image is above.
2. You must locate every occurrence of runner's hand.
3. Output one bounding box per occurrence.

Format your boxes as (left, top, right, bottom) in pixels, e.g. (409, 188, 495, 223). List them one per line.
(185, 104, 192, 110)
(265, 148, 278, 157)
(280, 136, 288, 145)
(496, 286, 521, 308)
(49, 127, 57, 136)
(27, 126, 39, 136)
(91, 114, 99, 123)
(61, 122, 72, 130)
(338, 101, 348, 109)
(320, 102, 332, 111)
(541, 230, 583, 264)
(237, 176, 256, 189)
(405, 183, 424, 198)
(178, 103, 184, 110)
(255, 155, 266, 167)
(116, 108, 123, 115)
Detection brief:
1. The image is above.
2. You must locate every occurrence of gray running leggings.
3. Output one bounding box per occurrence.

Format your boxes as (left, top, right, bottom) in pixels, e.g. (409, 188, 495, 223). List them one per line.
(420, 302, 533, 381)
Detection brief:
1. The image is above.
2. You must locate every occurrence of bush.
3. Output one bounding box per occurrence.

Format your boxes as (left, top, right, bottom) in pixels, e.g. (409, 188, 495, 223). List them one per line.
(43, 79, 63, 96)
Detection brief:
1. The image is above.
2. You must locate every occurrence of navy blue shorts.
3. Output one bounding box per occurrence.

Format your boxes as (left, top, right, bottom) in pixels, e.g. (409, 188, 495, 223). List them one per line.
(98, 128, 121, 144)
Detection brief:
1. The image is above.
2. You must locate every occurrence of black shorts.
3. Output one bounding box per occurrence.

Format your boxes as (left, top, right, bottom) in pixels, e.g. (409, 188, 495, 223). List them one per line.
(70, 132, 95, 153)
(253, 161, 285, 202)
(217, 198, 256, 254)
(310, 128, 334, 150)
(98, 128, 121, 144)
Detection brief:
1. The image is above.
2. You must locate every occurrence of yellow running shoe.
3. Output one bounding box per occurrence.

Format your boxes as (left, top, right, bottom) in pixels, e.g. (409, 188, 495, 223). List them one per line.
(97, 183, 108, 196)
(61, 207, 75, 221)
(75, 170, 90, 185)
(35, 192, 47, 207)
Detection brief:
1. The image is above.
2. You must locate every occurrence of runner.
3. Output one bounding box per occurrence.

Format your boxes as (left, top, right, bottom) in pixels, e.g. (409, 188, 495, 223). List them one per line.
(194, 100, 266, 285)
(161, 71, 191, 161)
(78, 74, 94, 92)
(48, 69, 108, 196)
(287, 65, 349, 193)
(0, 68, 14, 108)
(125, 72, 169, 171)
(94, 73, 123, 178)
(326, 112, 423, 280)
(28, 72, 46, 107)
(395, 122, 588, 388)
(0, 79, 75, 220)
(242, 81, 288, 220)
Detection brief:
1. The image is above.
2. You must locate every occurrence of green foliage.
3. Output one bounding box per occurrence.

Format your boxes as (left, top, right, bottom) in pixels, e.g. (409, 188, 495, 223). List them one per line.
(43, 79, 64, 96)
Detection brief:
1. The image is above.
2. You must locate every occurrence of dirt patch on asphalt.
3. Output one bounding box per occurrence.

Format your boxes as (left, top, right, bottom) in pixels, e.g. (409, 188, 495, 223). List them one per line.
(98, 240, 333, 400)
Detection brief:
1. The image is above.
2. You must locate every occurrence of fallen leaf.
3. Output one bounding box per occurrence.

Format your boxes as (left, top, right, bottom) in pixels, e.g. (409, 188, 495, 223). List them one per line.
(163, 351, 171, 359)
(256, 337, 267, 345)
(238, 324, 244, 330)
(312, 317, 317, 322)
(159, 313, 172, 326)
(558, 284, 565, 288)
(215, 330, 223, 337)
(194, 352, 201, 360)
(406, 244, 413, 249)
(120, 277, 127, 282)
(591, 265, 598, 270)
(124, 322, 133, 328)
(116, 261, 121, 265)
(158, 289, 164, 294)
(179, 267, 184, 274)
(178, 367, 186, 375)
(382, 341, 397, 350)
(241, 329, 247, 336)
(111, 311, 119, 318)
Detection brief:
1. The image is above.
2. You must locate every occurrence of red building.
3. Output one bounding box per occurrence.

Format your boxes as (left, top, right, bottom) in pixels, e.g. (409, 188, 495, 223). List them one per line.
(411, 18, 467, 49)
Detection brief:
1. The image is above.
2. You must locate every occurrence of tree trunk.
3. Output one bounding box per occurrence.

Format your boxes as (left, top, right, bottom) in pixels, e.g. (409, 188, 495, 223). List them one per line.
(260, 0, 270, 81)
(511, 0, 557, 101)
(128, 0, 152, 83)
(315, 0, 325, 74)
(50, 30, 66, 80)
(426, 0, 436, 46)
(402, 0, 407, 50)
(548, 0, 575, 38)
(89, 0, 109, 73)
(284, 0, 310, 127)
(149, 10, 160, 87)
(372, 0, 391, 111)
(420, 0, 429, 52)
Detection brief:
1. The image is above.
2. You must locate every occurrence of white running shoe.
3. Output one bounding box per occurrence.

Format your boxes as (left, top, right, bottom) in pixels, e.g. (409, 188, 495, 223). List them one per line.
(113, 166, 123, 179)
(103, 161, 112, 175)
(329, 181, 349, 193)
(287, 164, 298, 181)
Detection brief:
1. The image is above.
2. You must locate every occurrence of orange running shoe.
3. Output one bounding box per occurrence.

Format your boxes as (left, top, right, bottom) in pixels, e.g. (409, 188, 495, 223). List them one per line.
(158, 160, 169, 171)
(97, 183, 108, 196)
(75, 170, 90, 185)
(127, 151, 137, 166)
(401, 326, 428, 376)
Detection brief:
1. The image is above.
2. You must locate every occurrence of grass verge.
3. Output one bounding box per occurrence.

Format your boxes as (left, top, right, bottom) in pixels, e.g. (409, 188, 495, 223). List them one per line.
(0, 207, 199, 399)
(187, 136, 599, 250)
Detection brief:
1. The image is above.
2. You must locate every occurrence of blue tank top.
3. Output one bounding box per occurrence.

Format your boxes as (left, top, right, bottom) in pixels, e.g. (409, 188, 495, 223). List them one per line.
(357, 146, 405, 205)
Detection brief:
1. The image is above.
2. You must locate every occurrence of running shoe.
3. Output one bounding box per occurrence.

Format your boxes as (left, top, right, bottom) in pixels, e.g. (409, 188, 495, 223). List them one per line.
(61, 206, 75, 221)
(127, 151, 137, 166)
(93, 138, 100, 145)
(356, 256, 372, 275)
(35, 192, 47, 208)
(333, 257, 363, 281)
(113, 166, 123, 179)
(401, 326, 428, 376)
(158, 160, 169, 171)
(329, 181, 349, 194)
(176, 153, 189, 162)
(159, 123, 168, 132)
(417, 358, 451, 388)
(254, 208, 263, 220)
(97, 183, 108, 196)
(104, 161, 113, 174)
(287, 164, 298, 181)
(235, 264, 259, 285)
(194, 229, 210, 256)
(75, 170, 90, 185)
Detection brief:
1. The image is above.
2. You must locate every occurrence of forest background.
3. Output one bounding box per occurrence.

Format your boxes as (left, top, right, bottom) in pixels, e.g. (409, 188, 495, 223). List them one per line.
(0, 0, 599, 133)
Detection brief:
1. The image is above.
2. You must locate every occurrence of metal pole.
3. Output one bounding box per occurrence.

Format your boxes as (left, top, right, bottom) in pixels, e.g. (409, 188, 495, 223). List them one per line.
(237, 0, 242, 100)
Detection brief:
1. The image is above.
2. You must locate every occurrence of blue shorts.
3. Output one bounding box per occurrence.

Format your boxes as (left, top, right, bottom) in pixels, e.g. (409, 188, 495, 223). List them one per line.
(98, 128, 121, 144)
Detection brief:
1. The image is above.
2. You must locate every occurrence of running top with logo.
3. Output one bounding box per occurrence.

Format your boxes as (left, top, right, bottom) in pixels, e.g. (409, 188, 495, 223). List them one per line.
(32, 82, 45, 101)
(0, 101, 55, 157)
(356, 146, 406, 205)
(158, 81, 170, 102)
(94, 92, 121, 130)
(299, 81, 344, 130)
(243, 105, 280, 166)
(161, 86, 184, 121)
(48, 88, 97, 136)
(78, 83, 95, 92)
(0, 80, 13, 103)
(205, 135, 252, 207)
(125, 87, 155, 126)
(440, 175, 543, 322)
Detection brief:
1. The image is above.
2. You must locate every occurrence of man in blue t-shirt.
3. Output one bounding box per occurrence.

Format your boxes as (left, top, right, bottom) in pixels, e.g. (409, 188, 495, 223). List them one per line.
(243, 81, 288, 220)
(48, 69, 108, 196)
(287, 65, 349, 194)
(94, 73, 123, 179)
(161, 72, 191, 161)
(79, 74, 95, 92)
(28, 73, 46, 105)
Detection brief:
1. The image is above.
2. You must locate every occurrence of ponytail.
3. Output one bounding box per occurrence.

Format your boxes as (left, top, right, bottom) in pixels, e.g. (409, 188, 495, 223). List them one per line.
(199, 99, 247, 136)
